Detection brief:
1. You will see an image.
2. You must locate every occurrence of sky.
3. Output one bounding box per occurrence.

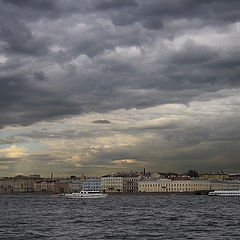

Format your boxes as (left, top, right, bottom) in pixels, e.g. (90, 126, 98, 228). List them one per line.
(1, 0, 240, 177)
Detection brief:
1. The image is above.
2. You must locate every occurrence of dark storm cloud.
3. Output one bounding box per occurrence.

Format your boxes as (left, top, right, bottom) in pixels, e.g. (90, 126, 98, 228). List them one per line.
(94, 0, 137, 10)
(102, 0, 240, 29)
(169, 41, 219, 65)
(92, 120, 111, 124)
(1, 0, 75, 19)
(3, 0, 56, 8)
(0, 0, 240, 129)
(0, 12, 48, 56)
(0, 74, 83, 128)
(33, 71, 46, 81)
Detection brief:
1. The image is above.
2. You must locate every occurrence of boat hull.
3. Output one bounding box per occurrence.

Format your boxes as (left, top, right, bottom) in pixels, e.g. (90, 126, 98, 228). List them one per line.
(64, 191, 108, 199)
(208, 190, 240, 196)
(65, 194, 107, 199)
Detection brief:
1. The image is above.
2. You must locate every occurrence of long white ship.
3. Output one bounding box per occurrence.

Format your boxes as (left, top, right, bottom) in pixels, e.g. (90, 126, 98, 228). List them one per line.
(65, 191, 108, 199)
(208, 190, 240, 196)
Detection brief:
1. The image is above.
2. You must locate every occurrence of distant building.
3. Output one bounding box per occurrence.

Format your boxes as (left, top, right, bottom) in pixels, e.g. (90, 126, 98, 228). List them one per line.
(101, 176, 123, 193)
(29, 174, 41, 180)
(123, 177, 139, 193)
(228, 174, 240, 181)
(69, 180, 83, 193)
(83, 178, 101, 191)
(210, 180, 240, 190)
(138, 178, 210, 192)
(138, 178, 165, 192)
(199, 173, 229, 181)
(0, 179, 13, 193)
(150, 172, 161, 178)
(12, 176, 35, 193)
(54, 180, 70, 194)
(34, 181, 55, 193)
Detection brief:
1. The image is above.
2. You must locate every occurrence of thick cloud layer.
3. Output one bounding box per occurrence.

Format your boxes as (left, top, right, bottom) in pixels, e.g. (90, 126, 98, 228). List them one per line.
(1, 0, 240, 127)
(1, 0, 240, 176)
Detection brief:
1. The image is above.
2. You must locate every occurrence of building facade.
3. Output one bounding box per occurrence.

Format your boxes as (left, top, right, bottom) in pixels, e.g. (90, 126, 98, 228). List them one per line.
(34, 181, 55, 193)
(138, 178, 210, 192)
(123, 177, 139, 193)
(13, 179, 35, 193)
(83, 178, 101, 191)
(101, 176, 123, 193)
(69, 180, 83, 193)
(199, 173, 229, 181)
(54, 180, 70, 194)
(210, 180, 240, 190)
(0, 179, 13, 193)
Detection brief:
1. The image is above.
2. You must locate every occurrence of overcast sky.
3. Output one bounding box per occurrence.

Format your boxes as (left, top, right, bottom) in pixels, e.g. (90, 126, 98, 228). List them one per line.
(1, 0, 240, 177)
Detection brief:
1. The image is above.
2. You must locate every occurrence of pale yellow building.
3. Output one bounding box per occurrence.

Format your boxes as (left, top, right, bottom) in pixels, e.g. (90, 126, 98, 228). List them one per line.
(138, 178, 210, 193)
(199, 173, 229, 181)
(210, 180, 240, 190)
(101, 176, 123, 193)
(13, 179, 35, 193)
(34, 181, 55, 193)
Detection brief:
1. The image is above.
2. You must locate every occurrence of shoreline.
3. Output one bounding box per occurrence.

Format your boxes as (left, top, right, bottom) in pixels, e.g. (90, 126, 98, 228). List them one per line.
(0, 191, 209, 196)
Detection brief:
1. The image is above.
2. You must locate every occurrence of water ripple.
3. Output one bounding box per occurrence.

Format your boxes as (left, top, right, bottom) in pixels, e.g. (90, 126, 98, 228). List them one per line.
(0, 194, 240, 239)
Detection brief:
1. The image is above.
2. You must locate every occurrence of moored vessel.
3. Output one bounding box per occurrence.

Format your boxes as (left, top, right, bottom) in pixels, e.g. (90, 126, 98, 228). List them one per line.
(208, 190, 240, 196)
(65, 191, 108, 199)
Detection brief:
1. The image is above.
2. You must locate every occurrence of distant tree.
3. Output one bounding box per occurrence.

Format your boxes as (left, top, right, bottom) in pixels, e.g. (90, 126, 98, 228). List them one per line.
(187, 170, 199, 178)
(159, 172, 178, 178)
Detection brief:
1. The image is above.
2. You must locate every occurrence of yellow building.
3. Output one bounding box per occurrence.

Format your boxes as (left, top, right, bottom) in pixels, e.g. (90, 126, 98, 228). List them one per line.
(199, 173, 229, 181)
(101, 176, 123, 193)
(13, 179, 35, 192)
(138, 178, 210, 193)
(138, 178, 166, 192)
(34, 181, 55, 193)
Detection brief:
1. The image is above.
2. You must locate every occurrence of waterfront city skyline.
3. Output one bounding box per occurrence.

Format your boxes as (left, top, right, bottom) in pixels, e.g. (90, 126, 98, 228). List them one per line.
(1, 0, 240, 177)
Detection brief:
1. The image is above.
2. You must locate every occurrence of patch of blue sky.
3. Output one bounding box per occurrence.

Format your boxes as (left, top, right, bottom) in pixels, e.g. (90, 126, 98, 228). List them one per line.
(0, 129, 33, 137)
(0, 144, 13, 149)
(24, 142, 48, 152)
(0, 142, 47, 151)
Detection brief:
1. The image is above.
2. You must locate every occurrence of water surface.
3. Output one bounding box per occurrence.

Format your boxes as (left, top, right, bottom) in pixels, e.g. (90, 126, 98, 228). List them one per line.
(0, 194, 239, 239)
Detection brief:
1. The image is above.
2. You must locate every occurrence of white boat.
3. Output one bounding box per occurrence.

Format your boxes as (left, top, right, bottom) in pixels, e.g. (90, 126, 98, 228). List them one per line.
(208, 190, 240, 196)
(65, 191, 108, 199)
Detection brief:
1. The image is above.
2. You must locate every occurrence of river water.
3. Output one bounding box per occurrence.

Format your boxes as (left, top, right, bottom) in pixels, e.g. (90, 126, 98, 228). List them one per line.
(0, 194, 239, 239)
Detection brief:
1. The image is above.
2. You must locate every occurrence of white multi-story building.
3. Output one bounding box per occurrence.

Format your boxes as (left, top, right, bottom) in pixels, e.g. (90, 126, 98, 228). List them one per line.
(83, 178, 101, 191)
